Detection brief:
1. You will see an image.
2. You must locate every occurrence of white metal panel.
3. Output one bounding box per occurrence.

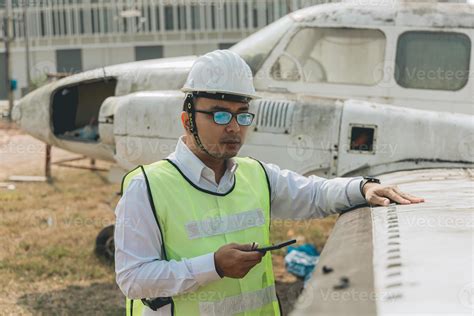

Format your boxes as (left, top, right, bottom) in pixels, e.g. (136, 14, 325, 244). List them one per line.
(337, 99, 474, 176)
(118, 91, 183, 138)
(112, 91, 183, 167)
(372, 168, 474, 315)
(242, 94, 341, 176)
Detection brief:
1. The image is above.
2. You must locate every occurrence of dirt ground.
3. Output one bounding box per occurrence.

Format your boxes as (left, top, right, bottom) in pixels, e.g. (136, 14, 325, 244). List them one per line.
(0, 120, 78, 181)
(0, 120, 337, 315)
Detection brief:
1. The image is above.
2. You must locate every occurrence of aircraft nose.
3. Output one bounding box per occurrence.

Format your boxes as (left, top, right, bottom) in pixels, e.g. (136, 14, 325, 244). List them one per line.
(11, 86, 52, 143)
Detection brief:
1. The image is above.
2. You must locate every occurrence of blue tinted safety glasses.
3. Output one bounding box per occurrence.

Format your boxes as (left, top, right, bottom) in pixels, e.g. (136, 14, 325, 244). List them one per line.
(195, 110, 255, 126)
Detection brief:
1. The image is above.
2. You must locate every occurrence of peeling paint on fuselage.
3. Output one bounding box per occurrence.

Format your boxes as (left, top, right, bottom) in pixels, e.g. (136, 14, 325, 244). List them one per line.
(291, 2, 474, 28)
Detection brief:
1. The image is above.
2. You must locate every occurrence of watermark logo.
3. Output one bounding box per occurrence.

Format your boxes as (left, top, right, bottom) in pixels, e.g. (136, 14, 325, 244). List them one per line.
(372, 60, 399, 89)
(31, 60, 56, 80)
(123, 137, 144, 162)
(198, 60, 230, 91)
(287, 134, 315, 162)
(459, 282, 474, 310)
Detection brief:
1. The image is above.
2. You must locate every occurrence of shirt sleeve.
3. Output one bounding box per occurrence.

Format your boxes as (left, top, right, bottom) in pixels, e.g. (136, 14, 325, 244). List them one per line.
(261, 162, 368, 219)
(114, 174, 221, 299)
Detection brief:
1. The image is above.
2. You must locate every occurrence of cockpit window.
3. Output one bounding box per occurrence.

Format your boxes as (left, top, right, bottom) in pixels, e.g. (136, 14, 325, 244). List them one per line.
(395, 31, 471, 91)
(271, 27, 386, 85)
(230, 15, 293, 75)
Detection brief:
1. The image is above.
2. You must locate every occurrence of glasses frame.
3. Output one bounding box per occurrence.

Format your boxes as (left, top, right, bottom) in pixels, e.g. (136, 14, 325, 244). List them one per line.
(194, 110, 255, 126)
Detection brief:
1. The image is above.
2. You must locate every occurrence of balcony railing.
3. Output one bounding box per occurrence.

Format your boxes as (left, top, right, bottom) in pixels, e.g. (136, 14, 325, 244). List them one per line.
(0, 0, 333, 47)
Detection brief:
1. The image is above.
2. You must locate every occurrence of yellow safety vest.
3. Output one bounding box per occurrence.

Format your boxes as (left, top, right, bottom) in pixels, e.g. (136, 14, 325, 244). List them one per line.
(121, 157, 281, 315)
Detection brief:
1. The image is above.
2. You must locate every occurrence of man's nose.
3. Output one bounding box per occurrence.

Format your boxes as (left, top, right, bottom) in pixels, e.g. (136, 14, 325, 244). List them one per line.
(225, 116, 241, 133)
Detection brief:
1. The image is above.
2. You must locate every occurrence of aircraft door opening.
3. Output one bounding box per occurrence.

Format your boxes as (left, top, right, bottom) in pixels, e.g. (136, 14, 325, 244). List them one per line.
(51, 78, 117, 142)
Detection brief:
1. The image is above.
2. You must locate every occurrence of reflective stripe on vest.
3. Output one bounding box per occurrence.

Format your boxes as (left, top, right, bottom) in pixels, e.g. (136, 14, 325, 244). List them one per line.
(185, 208, 265, 240)
(122, 157, 280, 316)
(199, 285, 277, 315)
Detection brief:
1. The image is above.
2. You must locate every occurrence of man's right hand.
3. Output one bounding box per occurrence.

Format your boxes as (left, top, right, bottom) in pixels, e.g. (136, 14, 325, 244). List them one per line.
(214, 243, 264, 279)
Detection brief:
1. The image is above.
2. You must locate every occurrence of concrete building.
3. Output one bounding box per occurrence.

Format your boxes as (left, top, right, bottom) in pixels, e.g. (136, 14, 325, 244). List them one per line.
(0, 0, 329, 100)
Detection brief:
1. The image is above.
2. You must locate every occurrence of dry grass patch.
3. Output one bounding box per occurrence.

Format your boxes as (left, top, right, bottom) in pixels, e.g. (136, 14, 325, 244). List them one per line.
(0, 166, 121, 314)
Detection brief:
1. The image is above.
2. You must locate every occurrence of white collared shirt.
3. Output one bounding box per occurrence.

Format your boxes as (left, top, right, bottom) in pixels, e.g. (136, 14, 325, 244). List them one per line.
(114, 136, 366, 314)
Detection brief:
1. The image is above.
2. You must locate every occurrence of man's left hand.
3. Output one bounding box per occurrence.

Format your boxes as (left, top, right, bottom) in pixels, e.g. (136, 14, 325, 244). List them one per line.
(363, 183, 425, 206)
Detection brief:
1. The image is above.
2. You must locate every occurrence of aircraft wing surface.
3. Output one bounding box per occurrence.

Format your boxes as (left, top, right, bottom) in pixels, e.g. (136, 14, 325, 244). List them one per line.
(291, 168, 474, 316)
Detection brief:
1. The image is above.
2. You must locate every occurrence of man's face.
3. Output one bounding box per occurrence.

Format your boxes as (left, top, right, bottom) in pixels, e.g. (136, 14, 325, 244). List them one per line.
(187, 97, 251, 159)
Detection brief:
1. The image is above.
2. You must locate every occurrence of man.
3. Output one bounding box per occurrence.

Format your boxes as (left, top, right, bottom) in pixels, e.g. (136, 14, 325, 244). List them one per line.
(115, 50, 424, 316)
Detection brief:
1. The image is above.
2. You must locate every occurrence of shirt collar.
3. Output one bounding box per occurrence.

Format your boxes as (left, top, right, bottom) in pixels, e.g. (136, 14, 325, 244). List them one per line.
(172, 136, 238, 184)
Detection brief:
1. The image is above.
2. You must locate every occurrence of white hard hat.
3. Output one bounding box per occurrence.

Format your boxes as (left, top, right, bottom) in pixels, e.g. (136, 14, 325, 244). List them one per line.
(182, 49, 260, 100)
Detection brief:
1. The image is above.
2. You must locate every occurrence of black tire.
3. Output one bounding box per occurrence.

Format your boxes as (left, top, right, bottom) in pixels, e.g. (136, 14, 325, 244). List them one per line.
(95, 224, 115, 262)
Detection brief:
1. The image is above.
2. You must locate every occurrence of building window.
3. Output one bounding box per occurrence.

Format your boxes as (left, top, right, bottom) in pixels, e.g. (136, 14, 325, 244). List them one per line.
(56, 49, 83, 74)
(271, 27, 386, 85)
(191, 5, 200, 29)
(79, 9, 85, 34)
(40, 11, 46, 36)
(135, 45, 163, 61)
(164, 6, 174, 30)
(395, 31, 471, 91)
(177, 5, 187, 30)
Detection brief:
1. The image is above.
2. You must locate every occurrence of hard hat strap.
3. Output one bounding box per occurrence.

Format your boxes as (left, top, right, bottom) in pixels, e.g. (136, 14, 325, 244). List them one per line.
(193, 91, 251, 103)
(184, 93, 220, 159)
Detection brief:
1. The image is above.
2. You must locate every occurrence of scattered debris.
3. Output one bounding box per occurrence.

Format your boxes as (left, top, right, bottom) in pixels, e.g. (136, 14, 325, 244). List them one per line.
(333, 277, 350, 290)
(0, 182, 16, 190)
(285, 243, 320, 283)
(8, 175, 48, 182)
(322, 265, 334, 274)
(0, 102, 9, 118)
(47, 216, 54, 227)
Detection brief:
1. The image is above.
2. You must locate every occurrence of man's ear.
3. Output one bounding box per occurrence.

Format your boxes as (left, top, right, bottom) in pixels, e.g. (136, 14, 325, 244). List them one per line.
(181, 111, 190, 131)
